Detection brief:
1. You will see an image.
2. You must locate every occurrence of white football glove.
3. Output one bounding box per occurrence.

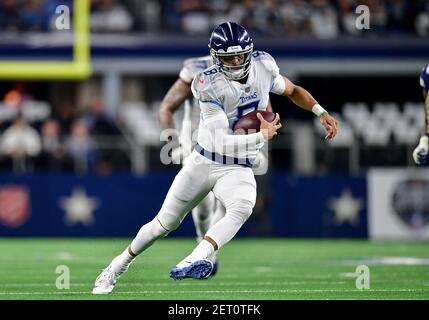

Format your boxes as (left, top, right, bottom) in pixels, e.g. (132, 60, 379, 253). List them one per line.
(413, 135, 429, 165)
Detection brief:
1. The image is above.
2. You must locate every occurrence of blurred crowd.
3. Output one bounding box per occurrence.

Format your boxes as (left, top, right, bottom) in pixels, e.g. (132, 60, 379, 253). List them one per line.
(0, 0, 132, 32)
(167, 0, 429, 38)
(0, 0, 428, 38)
(0, 0, 72, 32)
(0, 84, 129, 174)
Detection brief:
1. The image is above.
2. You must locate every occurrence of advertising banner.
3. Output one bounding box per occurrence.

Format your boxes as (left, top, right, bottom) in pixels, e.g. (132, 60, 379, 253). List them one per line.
(368, 169, 429, 240)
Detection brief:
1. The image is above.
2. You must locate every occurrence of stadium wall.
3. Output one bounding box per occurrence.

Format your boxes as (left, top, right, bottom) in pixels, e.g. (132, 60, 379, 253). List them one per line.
(2, 170, 428, 239)
(0, 172, 367, 238)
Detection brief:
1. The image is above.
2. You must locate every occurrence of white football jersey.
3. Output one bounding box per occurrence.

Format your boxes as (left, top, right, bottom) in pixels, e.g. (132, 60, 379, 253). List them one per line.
(176, 56, 212, 154)
(179, 56, 213, 129)
(179, 55, 213, 84)
(191, 51, 284, 165)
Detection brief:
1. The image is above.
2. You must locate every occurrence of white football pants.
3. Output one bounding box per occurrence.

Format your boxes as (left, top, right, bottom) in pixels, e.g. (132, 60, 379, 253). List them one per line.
(130, 150, 256, 255)
(191, 191, 226, 242)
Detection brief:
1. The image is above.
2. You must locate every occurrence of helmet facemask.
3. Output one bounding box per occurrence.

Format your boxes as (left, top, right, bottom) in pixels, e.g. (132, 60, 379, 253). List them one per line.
(210, 45, 253, 81)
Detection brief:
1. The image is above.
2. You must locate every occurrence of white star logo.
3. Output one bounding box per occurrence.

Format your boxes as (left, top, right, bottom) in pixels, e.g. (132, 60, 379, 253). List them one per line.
(328, 189, 363, 226)
(59, 187, 100, 226)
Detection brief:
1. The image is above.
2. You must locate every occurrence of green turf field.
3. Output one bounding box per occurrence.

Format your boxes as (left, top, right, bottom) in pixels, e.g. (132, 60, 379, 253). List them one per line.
(0, 238, 428, 300)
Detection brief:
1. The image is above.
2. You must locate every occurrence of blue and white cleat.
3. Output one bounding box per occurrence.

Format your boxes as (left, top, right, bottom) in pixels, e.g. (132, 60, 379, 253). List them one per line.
(170, 259, 214, 280)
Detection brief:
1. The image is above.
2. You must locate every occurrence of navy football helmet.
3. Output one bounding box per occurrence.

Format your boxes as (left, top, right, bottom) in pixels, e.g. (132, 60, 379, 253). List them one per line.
(208, 22, 253, 80)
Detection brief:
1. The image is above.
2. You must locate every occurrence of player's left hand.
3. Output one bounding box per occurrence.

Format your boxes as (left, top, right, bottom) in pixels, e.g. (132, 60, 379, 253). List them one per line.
(320, 113, 338, 141)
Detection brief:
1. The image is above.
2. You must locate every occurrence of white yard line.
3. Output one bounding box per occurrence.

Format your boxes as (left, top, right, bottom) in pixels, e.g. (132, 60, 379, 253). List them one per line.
(0, 288, 427, 295)
(0, 281, 347, 287)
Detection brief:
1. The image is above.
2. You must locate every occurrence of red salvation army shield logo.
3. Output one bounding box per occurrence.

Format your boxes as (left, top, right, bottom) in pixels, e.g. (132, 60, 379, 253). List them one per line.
(0, 186, 31, 228)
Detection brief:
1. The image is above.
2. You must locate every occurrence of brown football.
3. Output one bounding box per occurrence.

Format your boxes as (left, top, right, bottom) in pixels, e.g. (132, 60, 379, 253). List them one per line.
(233, 110, 276, 134)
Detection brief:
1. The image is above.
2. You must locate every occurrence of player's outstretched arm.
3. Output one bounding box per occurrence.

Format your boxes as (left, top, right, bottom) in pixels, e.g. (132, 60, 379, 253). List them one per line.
(159, 78, 192, 131)
(279, 75, 338, 141)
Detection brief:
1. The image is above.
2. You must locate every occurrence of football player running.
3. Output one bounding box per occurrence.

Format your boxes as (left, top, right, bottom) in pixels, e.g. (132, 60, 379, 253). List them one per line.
(413, 64, 429, 165)
(159, 55, 275, 276)
(159, 55, 224, 276)
(92, 22, 338, 294)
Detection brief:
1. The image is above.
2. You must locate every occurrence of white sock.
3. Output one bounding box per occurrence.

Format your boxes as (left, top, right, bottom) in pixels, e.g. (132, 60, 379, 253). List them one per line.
(176, 240, 215, 268)
(111, 248, 135, 272)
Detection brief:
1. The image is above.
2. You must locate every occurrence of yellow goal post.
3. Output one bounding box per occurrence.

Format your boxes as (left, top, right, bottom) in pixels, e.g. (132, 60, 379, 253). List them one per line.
(0, 0, 91, 80)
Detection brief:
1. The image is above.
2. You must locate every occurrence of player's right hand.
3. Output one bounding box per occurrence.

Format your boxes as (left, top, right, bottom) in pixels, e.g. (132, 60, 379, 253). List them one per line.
(257, 112, 281, 141)
(413, 136, 429, 165)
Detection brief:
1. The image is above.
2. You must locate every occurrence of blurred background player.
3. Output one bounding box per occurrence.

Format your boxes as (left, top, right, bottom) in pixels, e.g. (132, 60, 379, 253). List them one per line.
(413, 63, 429, 165)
